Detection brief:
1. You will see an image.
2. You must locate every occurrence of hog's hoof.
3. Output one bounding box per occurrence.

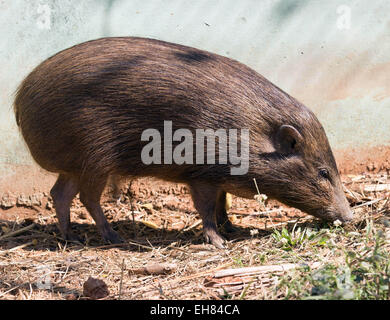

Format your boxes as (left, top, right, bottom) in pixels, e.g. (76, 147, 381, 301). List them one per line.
(102, 230, 124, 244)
(220, 221, 238, 233)
(62, 232, 84, 244)
(204, 230, 226, 249)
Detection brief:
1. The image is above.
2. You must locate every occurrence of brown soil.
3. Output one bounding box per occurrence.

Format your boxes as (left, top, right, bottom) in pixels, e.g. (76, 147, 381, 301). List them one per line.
(0, 172, 389, 300)
(335, 145, 390, 174)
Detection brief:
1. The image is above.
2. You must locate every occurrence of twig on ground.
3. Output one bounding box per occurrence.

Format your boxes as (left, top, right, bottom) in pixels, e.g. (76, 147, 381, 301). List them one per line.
(0, 224, 35, 241)
(364, 184, 390, 193)
(183, 220, 202, 232)
(0, 241, 36, 255)
(213, 262, 321, 278)
(118, 258, 125, 300)
(231, 209, 283, 216)
(352, 198, 385, 209)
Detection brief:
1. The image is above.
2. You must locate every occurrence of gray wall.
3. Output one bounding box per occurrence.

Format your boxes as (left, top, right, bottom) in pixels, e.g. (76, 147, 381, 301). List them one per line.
(1, 0, 389, 192)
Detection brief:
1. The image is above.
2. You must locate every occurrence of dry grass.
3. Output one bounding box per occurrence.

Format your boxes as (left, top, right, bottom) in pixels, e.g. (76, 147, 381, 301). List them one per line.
(0, 173, 389, 300)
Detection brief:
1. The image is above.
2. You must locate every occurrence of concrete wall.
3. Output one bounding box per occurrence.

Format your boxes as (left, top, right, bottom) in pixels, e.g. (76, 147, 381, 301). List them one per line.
(1, 0, 389, 193)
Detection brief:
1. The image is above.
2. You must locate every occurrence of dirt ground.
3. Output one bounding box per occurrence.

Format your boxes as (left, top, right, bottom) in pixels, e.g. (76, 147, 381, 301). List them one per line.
(0, 172, 389, 300)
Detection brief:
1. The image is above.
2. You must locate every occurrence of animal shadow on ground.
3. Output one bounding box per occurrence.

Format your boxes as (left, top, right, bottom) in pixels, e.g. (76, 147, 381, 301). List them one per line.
(0, 217, 272, 252)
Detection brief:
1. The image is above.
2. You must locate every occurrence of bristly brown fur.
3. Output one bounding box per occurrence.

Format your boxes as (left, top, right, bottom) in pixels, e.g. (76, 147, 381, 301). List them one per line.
(14, 37, 352, 245)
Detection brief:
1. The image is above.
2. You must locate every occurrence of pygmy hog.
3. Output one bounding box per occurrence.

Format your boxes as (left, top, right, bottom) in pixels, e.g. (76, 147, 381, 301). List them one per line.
(14, 37, 353, 248)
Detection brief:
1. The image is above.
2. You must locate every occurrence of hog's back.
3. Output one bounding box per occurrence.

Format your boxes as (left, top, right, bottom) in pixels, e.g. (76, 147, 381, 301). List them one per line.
(14, 37, 305, 180)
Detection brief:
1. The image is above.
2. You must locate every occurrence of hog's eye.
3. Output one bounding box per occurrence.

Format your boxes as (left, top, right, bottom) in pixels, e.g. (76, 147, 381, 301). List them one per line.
(319, 168, 330, 180)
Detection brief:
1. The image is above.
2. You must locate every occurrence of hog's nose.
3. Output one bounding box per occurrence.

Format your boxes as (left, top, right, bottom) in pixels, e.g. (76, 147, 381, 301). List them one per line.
(334, 189, 354, 223)
(340, 208, 354, 224)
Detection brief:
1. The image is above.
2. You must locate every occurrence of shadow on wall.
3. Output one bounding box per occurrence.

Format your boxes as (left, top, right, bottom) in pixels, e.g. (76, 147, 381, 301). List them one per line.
(101, 0, 118, 37)
(271, 0, 308, 25)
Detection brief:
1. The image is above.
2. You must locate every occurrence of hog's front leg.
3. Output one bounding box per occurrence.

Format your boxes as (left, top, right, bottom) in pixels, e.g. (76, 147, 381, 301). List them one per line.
(189, 182, 226, 249)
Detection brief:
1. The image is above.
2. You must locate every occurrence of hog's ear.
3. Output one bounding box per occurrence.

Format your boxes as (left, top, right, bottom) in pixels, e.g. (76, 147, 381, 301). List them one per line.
(275, 125, 303, 155)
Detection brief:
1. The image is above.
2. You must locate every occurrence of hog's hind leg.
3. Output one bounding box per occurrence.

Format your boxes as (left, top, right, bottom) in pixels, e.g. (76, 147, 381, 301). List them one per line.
(79, 175, 123, 244)
(50, 174, 80, 242)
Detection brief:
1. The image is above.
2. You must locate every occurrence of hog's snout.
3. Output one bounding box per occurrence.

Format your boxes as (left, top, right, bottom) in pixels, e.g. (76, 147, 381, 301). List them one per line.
(317, 207, 354, 225)
(336, 208, 354, 224)
(323, 180, 355, 224)
(335, 190, 354, 223)
(319, 197, 354, 224)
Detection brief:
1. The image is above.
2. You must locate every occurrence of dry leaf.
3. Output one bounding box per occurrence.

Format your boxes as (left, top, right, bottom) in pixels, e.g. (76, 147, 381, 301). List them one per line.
(139, 220, 159, 229)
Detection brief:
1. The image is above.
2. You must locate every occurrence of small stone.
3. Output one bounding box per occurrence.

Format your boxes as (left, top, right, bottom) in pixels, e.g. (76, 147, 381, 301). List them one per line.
(17, 193, 32, 207)
(333, 219, 342, 227)
(1, 193, 16, 209)
(65, 293, 77, 300)
(30, 193, 43, 206)
(83, 277, 109, 300)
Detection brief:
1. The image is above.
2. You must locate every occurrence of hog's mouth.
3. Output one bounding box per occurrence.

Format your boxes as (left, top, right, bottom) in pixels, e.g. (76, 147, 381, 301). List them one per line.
(313, 208, 354, 225)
